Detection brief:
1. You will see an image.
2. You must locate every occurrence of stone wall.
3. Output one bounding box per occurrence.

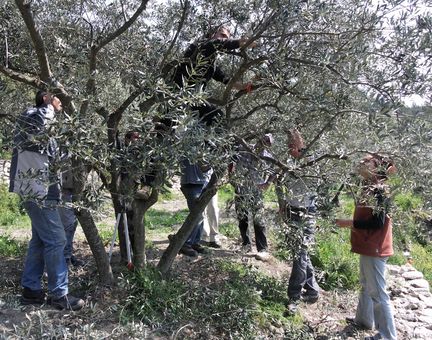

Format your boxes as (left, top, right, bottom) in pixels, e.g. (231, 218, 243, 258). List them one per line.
(387, 264, 432, 339)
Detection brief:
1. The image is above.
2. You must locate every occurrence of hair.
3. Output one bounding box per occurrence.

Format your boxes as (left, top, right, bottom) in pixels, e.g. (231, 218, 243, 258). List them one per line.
(35, 90, 48, 107)
(206, 24, 230, 39)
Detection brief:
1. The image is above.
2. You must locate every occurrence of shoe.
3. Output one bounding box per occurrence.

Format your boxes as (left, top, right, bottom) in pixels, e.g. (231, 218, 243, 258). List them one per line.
(70, 256, 84, 267)
(255, 251, 271, 262)
(179, 245, 198, 257)
(207, 241, 221, 249)
(301, 294, 319, 303)
(284, 298, 300, 316)
(191, 243, 208, 254)
(364, 335, 382, 340)
(48, 294, 84, 311)
(21, 287, 45, 305)
(66, 256, 84, 267)
(345, 317, 372, 330)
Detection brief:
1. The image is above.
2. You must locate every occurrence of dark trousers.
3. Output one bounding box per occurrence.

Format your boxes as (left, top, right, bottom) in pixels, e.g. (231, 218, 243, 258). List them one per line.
(234, 187, 267, 252)
(287, 212, 319, 299)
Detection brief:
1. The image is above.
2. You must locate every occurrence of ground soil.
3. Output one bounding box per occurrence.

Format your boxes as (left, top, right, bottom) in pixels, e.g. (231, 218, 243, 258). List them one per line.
(0, 194, 377, 339)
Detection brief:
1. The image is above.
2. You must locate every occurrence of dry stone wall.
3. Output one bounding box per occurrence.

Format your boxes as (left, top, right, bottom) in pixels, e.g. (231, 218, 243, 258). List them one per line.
(387, 264, 432, 339)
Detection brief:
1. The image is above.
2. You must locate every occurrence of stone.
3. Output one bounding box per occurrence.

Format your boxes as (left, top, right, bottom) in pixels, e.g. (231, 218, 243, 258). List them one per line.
(409, 279, 430, 289)
(400, 312, 418, 322)
(402, 270, 424, 280)
(418, 314, 432, 325)
(413, 326, 432, 339)
(419, 308, 432, 317)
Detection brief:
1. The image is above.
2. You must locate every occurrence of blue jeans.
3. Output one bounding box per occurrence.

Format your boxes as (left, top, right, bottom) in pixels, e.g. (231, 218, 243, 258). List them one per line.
(181, 184, 205, 246)
(58, 189, 78, 260)
(22, 200, 68, 298)
(355, 255, 397, 340)
(288, 212, 320, 299)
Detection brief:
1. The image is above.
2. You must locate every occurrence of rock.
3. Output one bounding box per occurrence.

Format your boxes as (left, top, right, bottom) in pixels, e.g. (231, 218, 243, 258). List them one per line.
(409, 279, 430, 289)
(402, 270, 424, 280)
(413, 326, 432, 339)
(419, 308, 432, 317)
(400, 312, 418, 322)
(388, 266, 402, 275)
(417, 314, 432, 325)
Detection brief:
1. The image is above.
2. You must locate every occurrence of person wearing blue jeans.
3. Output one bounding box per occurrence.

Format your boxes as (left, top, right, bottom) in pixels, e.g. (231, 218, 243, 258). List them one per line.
(337, 154, 398, 340)
(179, 159, 211, 257)
(59, 187, 82, 267)
(22, 200, 68, 299)
(9, 90, 84, 310)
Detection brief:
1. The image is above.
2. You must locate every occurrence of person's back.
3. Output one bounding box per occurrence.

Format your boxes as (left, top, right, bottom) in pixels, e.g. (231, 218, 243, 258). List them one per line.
(9, 90, 84, 311)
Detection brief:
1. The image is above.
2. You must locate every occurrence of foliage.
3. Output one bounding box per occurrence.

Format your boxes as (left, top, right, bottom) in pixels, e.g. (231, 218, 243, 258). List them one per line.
(0, 184, 26, 226)
(219, 221, 240, 239)
(312, 227, 359, 290)
(410, 243, 432, 286)
(218, 184, 234, 204)
(146, 208, 189, 232)
(120, 261, 310, 338)
(0, 235, 26, 256)
(1, 0, 432, 276)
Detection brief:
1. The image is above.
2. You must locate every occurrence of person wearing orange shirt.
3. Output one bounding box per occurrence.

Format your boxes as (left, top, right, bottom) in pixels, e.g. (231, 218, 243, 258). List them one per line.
(336, 154, 397, 340)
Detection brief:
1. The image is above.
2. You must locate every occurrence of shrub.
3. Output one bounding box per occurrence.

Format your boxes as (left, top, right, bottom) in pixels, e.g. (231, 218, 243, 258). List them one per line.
(0, 184, 26, 226)
(312, 227, 359, 290)
(0, 235, 26, 256)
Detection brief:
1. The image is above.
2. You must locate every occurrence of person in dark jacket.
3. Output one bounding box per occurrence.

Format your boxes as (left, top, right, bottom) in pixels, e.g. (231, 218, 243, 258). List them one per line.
(9, 90, 84, 311)
(171, 25, 255, 125)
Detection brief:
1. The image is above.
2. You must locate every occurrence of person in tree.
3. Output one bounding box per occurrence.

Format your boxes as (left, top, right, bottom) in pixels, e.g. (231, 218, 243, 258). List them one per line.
(280, 129, 320, 315)
(170, 25, 255, 125)
(9, 90, 84, 311)
(230, 134, 276, 262)
(336, 154, 397, 340)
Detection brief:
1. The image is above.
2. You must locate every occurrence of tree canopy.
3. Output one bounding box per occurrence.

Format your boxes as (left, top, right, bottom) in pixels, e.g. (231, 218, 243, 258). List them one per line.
(1, 0, 431, 280)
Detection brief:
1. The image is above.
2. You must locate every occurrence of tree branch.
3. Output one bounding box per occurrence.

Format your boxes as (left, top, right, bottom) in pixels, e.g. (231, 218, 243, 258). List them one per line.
(15, 0, 51, 81)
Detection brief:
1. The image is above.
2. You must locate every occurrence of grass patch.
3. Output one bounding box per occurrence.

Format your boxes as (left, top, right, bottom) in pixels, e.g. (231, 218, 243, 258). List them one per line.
(146, 208, 189, 231)
(312, 227, 359, 290)
(0, 235, 26, 256)
(0, 184, 28, 227)
(219, 221, 239, 239)
(120, 261, 311, 338)
(410, 243, 432, 286)
(218, 184, 234, 204)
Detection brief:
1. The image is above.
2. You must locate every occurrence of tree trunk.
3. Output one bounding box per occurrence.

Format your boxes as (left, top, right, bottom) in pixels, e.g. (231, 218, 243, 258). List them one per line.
(157, 182, 217, 275)
(76, 208, 114, 285)
(132, 188, 159, 269)
(72, 159, 114, 285)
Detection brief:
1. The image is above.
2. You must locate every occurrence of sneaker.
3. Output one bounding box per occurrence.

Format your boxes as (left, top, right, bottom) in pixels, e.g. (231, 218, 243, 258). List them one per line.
(48, 294, 84, 311)
(179, 245, 198, 257)
(207, 241, 221, 249)
(255, 251, 271, 262)
(21, 287, 45, 305)
(191, 243, 208, 254)
(301, 294, 319, 303)
(284, 298, 300, 316)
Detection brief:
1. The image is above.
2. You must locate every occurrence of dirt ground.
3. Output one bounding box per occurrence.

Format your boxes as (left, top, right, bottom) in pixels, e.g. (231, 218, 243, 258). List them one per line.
(0, 195, 376, 339)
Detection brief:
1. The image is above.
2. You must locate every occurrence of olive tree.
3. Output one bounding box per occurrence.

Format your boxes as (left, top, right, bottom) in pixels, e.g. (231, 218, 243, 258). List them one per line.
(1, 0, 431, 279)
